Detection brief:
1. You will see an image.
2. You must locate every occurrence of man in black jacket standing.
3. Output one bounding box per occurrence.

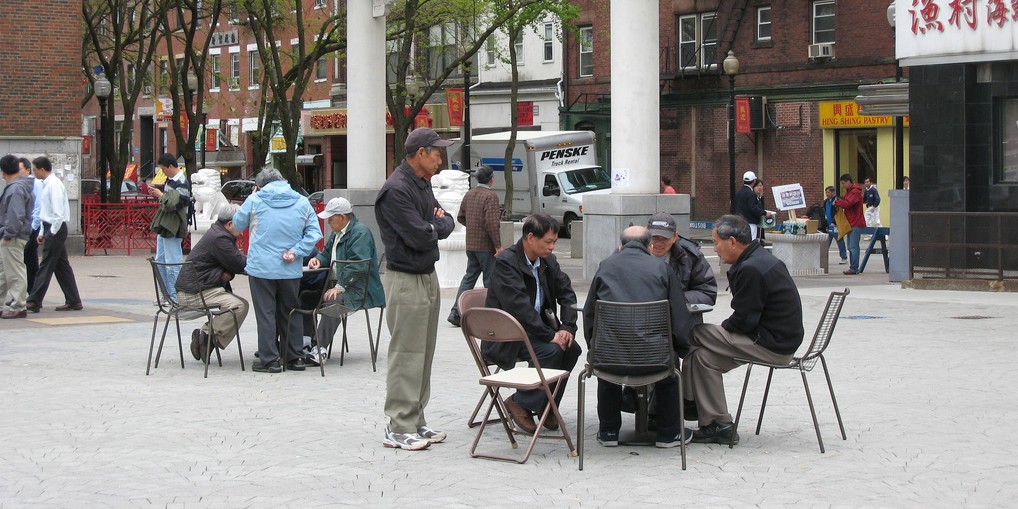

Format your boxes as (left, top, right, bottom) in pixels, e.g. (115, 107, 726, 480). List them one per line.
(485, 213, 580, 435)
(733, 171, 772, 240)
(683, 215, 804, 445)
(175, 204, 248, 362)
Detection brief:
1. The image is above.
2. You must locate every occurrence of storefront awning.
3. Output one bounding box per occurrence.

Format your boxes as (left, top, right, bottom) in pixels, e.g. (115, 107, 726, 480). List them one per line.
(203, 149, 247, 168)
(296, 154, 322, 166)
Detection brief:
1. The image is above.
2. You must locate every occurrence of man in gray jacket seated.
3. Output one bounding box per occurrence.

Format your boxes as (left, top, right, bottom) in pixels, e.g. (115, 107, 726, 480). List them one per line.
(175, 204, 249, 361)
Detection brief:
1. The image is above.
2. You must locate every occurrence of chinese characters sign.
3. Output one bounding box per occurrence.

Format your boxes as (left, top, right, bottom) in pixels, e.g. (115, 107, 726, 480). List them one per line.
(819, 101, 911, 129)
(896, 0, 1018, 66)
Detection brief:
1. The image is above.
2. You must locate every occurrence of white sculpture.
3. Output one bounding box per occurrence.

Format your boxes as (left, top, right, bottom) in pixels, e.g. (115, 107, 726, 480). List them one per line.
(190, 169, 230, 246)
(432, 170, 470, 232)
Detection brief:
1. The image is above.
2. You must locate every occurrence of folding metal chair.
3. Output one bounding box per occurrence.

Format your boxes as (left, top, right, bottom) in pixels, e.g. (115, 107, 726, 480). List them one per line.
(461, 307, 577, 464)
(146, 259, 245, 378)
(731, 288, 850, 452)
(576, 299, 686, 470)
(457, 288, 506, 429)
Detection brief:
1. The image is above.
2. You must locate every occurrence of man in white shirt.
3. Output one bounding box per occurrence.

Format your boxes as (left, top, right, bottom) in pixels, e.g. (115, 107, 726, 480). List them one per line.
(26, 156, 82, 313)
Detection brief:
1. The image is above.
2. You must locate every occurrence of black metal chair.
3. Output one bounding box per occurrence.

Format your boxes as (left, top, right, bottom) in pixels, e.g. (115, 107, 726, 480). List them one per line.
(321, 259, 383, 371)
(146, 259, 245, 378)
(462, 307, 577, 464)
(731, 288, 850, 452)
(576, 299, 686, 470)
(287, 267, 331, 377)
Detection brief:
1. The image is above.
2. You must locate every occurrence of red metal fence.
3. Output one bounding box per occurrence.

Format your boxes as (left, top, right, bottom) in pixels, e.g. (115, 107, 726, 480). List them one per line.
(83, 198, 326, 256)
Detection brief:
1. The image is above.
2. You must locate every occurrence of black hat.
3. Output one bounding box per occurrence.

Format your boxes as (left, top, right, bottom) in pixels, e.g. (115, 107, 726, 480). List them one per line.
(647, 212, 677, 237)
(404, 128, 454, 154)
(474, 165, 494, 184)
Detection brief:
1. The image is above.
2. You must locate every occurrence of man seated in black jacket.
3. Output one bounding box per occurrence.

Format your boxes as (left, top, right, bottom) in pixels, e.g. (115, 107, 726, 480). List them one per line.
(583, 225, 695, 448)
(484, 213, 580, 435)
(683, 214, 804, 445)
(175, 204, 249, 362)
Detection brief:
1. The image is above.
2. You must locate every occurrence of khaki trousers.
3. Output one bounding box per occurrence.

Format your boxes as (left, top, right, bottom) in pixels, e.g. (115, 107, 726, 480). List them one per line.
(681, 323, 792, 426)
(180, 287, 249, 348)
(1, 237, 29, 312)
(383, 269, 440, 434)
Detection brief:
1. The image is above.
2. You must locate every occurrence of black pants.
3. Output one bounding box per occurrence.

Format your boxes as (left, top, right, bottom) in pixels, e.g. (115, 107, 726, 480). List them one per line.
(29, 223, 81, 306)
(515, 340, 582, 414)
(249, 276, 302, 365)
(24, 228, 39, 293)
(597, 375, 680, 440)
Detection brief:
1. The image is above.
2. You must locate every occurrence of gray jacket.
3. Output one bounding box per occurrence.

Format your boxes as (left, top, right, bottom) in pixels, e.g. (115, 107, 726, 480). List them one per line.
(0, 175, 35, 241)
(665, 237, 718, 308)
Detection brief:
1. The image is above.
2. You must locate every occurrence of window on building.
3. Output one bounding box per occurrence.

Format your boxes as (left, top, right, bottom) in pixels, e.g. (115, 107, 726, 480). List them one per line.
(812, 0, 836, 44)
(249, 50, 260, 87)
(757, 6, 772, 42)
(678, 13, 718, 70)
(210, 55, 221, 89)
(578, 26, 593, 77)
(998, 98, 1018, 183)
(314, 0, 326, 8)
(485, 37, 497, 66)
(543, 22, 555, 62)
(316, 57, 327, 80)
(514, 38, 524, 65)
(425, 23, 459, 80)
(230, 53, 240, 89)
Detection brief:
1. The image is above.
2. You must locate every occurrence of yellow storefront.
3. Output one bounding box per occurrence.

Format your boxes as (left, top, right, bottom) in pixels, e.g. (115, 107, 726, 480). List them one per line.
(820, 100, 909, 227)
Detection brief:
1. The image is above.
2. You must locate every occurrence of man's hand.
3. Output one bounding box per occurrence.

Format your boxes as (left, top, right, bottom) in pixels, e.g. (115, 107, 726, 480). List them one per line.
(433, 207, 446, 218)
(221, 272, 234, 282)
(36, 235, 44, 245)
(323, 287, 343, 301)
(494, 247, 503, 256)
(551, 330, 574, 351)
(282, 250, 296, 263)
(308, 258, 321, 269)
(148, 187, 163, 199)
(1, 238, 8, 247)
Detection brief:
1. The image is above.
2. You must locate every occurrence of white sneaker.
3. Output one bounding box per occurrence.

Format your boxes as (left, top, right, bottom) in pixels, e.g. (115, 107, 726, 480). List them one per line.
(417, 426, 447, 444)
(383, 427, 430, 450)
(839, 259, 848, 265)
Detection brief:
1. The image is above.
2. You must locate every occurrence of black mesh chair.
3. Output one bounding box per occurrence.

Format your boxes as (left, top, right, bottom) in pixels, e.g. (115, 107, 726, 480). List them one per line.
(731, 288, 850, 452)
(287, 267, 331, 377)
(146, 259, 245, 378)
(321, 259, 383, 371)
(576, 299, 686, 470)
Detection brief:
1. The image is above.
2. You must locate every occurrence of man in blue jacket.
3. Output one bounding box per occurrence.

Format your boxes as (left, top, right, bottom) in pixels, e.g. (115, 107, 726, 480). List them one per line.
(232, 168, 322, 373)
(683, 215, 804, 445)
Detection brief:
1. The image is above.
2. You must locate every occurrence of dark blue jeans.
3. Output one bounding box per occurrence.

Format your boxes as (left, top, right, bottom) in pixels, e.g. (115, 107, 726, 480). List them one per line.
(847, 226, 863, 272)
(451, 250, 495, 315)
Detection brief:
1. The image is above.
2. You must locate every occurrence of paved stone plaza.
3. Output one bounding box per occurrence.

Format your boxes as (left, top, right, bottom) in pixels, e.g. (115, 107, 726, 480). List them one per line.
(1, 245, 1016, 507)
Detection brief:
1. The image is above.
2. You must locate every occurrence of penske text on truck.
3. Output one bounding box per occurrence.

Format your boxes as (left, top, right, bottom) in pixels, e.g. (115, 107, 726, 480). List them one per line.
(446, 131, 610, 236)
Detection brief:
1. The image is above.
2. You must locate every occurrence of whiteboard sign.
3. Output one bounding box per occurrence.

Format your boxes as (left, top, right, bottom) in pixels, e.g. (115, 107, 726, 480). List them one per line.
(771, 183, 806, 211)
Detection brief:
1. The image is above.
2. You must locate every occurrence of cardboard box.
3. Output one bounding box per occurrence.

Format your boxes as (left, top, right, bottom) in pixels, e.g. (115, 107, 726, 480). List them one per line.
(806, 219, 819, 234)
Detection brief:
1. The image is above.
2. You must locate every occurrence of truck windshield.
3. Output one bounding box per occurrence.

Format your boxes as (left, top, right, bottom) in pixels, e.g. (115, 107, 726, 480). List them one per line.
(559, 167, 610, 194)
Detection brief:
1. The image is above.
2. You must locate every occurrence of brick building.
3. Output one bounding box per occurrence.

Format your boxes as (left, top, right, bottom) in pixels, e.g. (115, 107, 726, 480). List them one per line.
(560, 0, 904, 222)
(0, 0, 84, 231)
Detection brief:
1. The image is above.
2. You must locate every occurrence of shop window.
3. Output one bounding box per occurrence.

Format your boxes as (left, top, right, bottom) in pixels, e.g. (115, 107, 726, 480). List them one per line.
(998, 98, 1018, 183)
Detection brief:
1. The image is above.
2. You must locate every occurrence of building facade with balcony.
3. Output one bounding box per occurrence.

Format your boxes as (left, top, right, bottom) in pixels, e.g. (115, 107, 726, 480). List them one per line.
(561, 0, 906, 222)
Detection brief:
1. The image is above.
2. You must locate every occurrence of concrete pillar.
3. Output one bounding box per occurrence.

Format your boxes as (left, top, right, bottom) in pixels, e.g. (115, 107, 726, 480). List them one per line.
(888, 189, 909, 282)
(609, 0, 659, 194)
(583, 1, 681, 278)
(341, 0, 388, 226)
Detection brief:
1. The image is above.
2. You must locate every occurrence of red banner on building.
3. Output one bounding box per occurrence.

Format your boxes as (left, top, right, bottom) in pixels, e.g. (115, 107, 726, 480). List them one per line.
(446, 88, 464, 127)
(205, 127, 218, 152)
(735, 97, 751, 134)
(517, 101, 534, 126)
(82, 135, 91, 155)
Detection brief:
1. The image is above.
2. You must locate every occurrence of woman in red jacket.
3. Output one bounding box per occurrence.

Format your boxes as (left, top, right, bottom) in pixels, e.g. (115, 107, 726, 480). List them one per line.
(834, 174, 866, 275)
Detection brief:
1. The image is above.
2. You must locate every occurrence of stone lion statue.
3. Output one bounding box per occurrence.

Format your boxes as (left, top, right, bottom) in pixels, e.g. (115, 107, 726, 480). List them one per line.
(432, 169, 471, 232)
(191, 168, 229, 226)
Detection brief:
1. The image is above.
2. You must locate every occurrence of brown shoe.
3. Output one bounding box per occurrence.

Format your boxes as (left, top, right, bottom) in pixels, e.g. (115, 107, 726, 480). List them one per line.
(2, 310, 28, 319)
(189, 329, 202, 361)
(542, 412, 560, 431)
(55, 303, 84, 311)
(25, 302, 40, 313)
(505, 395, 537, 434)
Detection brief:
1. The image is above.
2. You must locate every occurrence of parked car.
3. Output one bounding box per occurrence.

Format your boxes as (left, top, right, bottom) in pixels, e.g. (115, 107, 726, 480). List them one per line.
(309, 191, 324, 205)
(80, 178, 145, 200)
(221, 179, 256, 204)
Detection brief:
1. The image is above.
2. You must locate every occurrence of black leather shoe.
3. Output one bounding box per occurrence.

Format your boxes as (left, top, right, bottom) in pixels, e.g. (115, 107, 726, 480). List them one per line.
(447, 310, 461, 327)
(253, 361, 282, 373)
(25, 302, 41, 313)
(692, 421, 740, 445)
(190, 329, 202, 361)
(286, 358, 306, 371)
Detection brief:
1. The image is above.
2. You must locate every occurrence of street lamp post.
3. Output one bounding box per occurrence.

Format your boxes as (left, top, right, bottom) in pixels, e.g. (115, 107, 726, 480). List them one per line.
(94, 75, 112, 204)
(186, 72, 199, 173)
(887, 1, 905, 189)
(723, 50, 740, 213)
(462, 60, 472, 174)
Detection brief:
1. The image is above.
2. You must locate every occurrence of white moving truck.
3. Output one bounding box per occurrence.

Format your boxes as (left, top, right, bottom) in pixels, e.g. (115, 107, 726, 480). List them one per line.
(446, 130, 610, 236)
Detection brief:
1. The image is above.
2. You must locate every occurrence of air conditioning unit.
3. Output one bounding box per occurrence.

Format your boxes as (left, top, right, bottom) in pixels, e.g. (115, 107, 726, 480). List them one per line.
(143, 84, 153, 96)
(227, 77, 240, 89)
(809, 43, 835, 60)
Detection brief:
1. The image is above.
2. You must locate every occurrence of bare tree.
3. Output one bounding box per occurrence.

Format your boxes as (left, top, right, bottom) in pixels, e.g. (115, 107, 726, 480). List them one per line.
(82, 0, 169, 202)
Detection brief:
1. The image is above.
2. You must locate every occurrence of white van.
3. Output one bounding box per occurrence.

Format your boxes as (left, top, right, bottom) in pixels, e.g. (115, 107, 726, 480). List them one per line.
(447, 130, 610, 236)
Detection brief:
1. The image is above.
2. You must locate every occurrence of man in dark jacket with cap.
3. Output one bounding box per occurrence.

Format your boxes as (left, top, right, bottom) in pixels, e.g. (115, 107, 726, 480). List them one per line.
(375, 127, 455, 451)
(447, 164, 502, 326)
(734, 170, 772, 240)
(175, 204, 248, 361)
(647, 212, 717, 321)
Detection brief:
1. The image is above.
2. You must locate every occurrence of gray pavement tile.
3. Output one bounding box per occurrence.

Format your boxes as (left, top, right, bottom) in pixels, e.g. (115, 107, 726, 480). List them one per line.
(2, 253, 1018, 507)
